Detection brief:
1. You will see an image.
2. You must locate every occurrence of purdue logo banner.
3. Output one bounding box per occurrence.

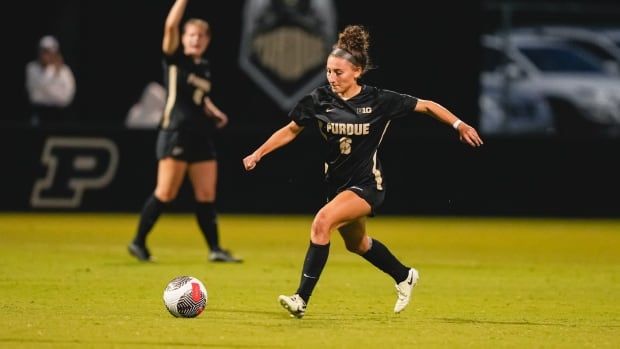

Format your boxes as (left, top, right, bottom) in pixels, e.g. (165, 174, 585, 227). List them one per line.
(31, 137, 119, 208)
(239, 0, 337, 110)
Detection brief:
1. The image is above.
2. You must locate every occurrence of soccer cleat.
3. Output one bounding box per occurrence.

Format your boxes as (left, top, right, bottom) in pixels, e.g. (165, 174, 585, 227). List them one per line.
(128, 242, 153, 262)
(208, 249, 243, 263)
(394, 268, 419, 313)
(278, 294, 306, 318)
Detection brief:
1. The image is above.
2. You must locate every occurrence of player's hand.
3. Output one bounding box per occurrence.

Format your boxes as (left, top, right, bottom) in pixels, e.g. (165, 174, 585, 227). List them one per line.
(457, 123, 484, 147)
(243, 153, 260, 171)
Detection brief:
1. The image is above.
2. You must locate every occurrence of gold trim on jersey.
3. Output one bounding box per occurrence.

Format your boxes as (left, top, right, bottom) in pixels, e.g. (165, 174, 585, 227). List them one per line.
(372, 151, 383, 190)
(317, 120, 327, 140)
(372, 120, 391, 190)
(162, 65, 178, 129)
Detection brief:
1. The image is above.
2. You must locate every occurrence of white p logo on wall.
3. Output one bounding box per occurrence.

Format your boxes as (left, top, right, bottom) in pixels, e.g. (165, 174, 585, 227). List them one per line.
(31, 137, 119, 208)
(239, 0, 337, 110)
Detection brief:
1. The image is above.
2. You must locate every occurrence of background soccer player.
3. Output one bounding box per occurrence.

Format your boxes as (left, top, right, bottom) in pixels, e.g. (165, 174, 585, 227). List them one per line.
(243, 25, 483, 318)
(128, 0, 241, 263)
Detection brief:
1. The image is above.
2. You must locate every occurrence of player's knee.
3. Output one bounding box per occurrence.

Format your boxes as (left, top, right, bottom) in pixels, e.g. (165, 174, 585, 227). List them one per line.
(155, 188, 178, 202)
(194, 190, 215, 202)
(344, 240, 364, 254)
(311, 212, 332, 242)
(344, 236, 370, 254)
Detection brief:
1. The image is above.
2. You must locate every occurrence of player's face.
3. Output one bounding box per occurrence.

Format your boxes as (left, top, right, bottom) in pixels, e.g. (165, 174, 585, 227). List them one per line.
(326, 55, 361, 96)
(182, 24, 210, 57)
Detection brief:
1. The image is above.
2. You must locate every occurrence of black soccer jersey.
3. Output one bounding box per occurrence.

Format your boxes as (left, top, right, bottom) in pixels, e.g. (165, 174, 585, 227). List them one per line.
(160, 47, 214, 131)
(290, 84, 418, 191)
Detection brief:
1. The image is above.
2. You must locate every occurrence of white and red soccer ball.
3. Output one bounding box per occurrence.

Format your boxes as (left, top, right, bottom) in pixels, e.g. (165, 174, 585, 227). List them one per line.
(163, 276, 208, 318)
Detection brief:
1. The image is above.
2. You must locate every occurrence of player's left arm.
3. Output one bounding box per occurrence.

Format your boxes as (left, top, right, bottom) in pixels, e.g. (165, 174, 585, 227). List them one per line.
(414, 99, 483, 147)
(204, 97, 228, 129)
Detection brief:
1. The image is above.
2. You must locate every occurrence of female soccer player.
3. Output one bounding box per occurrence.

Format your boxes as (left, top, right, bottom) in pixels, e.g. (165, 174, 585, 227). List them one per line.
(128, 0, 241, 263)
(243, 25, 483, 318)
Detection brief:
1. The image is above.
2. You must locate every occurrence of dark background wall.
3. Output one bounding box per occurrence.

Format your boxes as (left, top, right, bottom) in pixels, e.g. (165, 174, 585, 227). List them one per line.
(5, 0, 480, 128)
(2, 0, 619, 217)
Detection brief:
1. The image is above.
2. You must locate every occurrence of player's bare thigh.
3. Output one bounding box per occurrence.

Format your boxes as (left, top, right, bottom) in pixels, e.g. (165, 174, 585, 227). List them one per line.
(155, 157, 188, 202)
(188, 160, 217, 202)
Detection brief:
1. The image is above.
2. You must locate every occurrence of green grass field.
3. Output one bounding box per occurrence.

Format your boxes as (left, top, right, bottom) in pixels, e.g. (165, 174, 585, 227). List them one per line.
(1, 213, 619, 348)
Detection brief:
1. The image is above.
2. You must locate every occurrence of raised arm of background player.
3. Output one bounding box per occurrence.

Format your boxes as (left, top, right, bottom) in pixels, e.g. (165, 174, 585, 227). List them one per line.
(162, 0, 228, 128)
(162, 0, 186, 55)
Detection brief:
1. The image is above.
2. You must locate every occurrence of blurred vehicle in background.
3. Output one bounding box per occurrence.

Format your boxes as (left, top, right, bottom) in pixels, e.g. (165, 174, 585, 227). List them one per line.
(511, 25, 620, 76)
(593, 27, 620, 48)
(480, 30, 620, 137)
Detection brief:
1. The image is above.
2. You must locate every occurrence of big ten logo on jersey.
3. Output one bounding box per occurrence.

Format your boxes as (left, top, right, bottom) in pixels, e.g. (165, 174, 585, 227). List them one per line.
(357, 107, 372, 114)
(31, 137, 119, 208)
(239, 0, 337, 110)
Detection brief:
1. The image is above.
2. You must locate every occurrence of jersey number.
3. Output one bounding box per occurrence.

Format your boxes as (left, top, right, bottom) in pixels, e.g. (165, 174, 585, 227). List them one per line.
(193, 89, 204, 106)
(339, 137, 352, 155)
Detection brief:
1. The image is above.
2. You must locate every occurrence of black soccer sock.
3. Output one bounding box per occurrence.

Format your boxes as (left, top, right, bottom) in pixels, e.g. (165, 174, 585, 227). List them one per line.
(296, 241, 330, 304)
(195, 201, 221, 252)
(133, 194, 166, 246)
(361, 238, 409, 283)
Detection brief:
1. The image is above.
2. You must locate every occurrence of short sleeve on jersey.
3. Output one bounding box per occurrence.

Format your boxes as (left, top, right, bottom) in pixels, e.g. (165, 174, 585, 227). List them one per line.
(163, 46, 184, 65)
(382, 90, 418, 120)
(289, 94, 316, 127)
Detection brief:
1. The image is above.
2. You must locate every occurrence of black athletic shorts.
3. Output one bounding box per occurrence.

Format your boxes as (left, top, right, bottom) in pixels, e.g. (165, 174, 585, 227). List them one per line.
(155, 126, 216, 163)
(326, 181, 385, 216)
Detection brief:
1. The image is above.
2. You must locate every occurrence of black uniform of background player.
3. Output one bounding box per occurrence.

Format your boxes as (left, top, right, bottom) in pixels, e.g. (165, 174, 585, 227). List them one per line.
(291, 84, 417, 213)
(156, 46, 216, 162)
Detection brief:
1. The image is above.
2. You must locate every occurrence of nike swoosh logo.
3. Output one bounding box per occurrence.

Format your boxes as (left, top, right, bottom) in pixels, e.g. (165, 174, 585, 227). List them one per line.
(326, 108, 335, 113)
(407, 274, 414, 285)
(303, 273, 317, 279)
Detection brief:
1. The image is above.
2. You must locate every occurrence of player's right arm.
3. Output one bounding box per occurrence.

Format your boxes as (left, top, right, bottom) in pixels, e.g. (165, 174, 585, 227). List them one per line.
(243, 121, 304, 171)
(162, 0, 188, 55)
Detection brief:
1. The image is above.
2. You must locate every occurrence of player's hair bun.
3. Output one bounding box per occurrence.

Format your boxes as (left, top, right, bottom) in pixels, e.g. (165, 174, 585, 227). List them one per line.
(337, 25, 370, 55)
(334, 25, 371, 72)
